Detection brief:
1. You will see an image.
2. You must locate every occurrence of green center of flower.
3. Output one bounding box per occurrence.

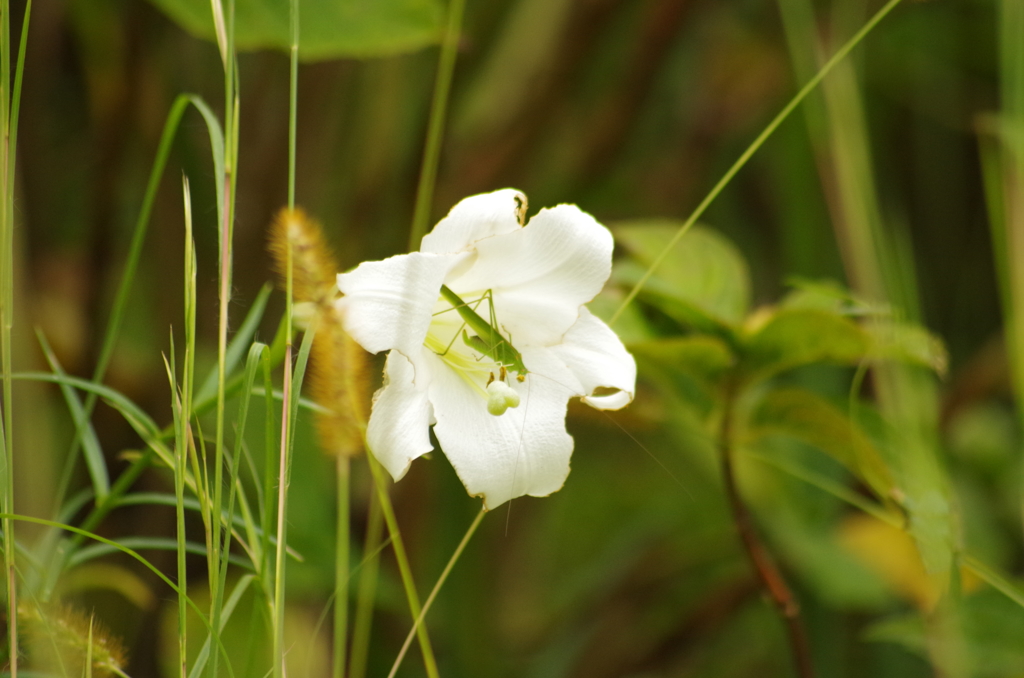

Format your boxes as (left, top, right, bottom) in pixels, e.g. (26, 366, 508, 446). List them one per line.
(425, 287, 526, 416)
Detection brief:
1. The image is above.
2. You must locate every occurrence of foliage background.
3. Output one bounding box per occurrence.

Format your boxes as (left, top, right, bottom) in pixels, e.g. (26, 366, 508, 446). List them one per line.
(6, 0, 1022, 676)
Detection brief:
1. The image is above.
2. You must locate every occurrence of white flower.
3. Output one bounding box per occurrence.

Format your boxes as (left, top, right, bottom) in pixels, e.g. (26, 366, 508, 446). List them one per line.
(336, 189, 636, 509)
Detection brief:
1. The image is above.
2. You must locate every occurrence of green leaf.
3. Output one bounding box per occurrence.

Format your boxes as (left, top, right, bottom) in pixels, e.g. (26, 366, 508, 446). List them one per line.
(780, 278, 879, 315)
(69, 537, 253, 571)
(866, 589, 1024, 675)
(613, 221, 751, 331)
(632, 335, 734, 384)
(35, 331, 110, 503)
(740, 307, 871, 381)
(745, 388, 896, 501)
(146, 0, 443, 61)
(865, 320, 949, 377)
(779, 281, 948, 376)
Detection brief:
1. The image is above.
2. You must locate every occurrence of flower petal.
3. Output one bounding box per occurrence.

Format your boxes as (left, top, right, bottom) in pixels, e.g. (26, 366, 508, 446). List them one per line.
(337, 251, 462, 357)
(420, 189, 527, 255)
(550, 307, 636, 410)
(428, 348, 583, 509)
(366, 351, 435, 481)
(448, 204, 614, 345)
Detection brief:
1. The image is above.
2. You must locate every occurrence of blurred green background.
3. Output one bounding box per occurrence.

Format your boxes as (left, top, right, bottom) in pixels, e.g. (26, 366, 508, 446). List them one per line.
(8, 0, 1024, 675)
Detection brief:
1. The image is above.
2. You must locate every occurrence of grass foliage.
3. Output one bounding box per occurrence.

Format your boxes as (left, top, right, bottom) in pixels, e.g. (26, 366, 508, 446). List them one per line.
(2, 0, 1024, 676)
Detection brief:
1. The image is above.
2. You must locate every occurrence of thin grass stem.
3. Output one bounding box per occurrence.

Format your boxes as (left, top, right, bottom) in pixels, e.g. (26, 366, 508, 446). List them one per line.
(179, 174, 198, 678)
(288, 0, 299, 211)
(333, 455, 350, 678)
(387, 508, 485, 678)
(609, 0, 905, 326)
(365, 452, 439, 678)
(272, 342, 292, 678)
(273, 195, 296, 678)
(0, 1, 29, 672)
(348, 488, 383, 678)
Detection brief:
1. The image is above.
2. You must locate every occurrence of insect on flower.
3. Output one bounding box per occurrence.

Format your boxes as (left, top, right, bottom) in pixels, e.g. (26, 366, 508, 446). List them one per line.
(336, 189, 636, 509)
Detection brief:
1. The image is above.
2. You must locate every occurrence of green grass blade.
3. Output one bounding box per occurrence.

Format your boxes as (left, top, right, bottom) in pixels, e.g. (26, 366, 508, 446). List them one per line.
(287, 324, 315, 450)
(366, 452, 439, 678)
(188, 574, 255, 678)
(609, 0, 906, 326)
(87, 94, 207, 403)
(68, 538, 253, 571)
(34, 331, 109, 502)
(2, 512, 240, 674)
(194, 284, 273, 405)
(53, 93, 225, 518)
(0, 2, 29, 672)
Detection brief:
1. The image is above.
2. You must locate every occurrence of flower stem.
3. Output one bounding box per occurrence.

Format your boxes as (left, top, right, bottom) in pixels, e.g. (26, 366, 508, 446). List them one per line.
(719, 382, 814, 678)
(333, 454, 350, 678)
(365, 452, 440, 678)
(408, 0, 468, 251)
(387, 508, 485, 678)
(348, 489, 384, 678)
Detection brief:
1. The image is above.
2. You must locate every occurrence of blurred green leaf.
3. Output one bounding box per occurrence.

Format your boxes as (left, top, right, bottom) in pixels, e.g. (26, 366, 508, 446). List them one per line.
(632, 335, 733, 418)
(866, 320, 949, 377)
(745, 388, 895, 500)
(145, 0, 442, 60)
(863, 612, 928, 654)
(778, 282, 947, 375)
(780, 278, 879, 315)
(866, 589, 1024, 677)
(739, 308, 870, 381)
(632, 335, 734, 384)
(613, 221, 751, 332)
(765, 509, 893, 610)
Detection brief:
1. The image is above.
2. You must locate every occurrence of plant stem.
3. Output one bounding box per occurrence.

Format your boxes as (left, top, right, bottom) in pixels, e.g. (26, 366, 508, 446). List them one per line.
(408, 0, 468, 250)
(348, 489, 383, 678)
(272, 344, 292, 678)
(719, 383, 814, 678)
(365, 453, 439, 678)
(333, 454, 350, 678)
(387, 508, 485, 678)
(609, 0, 905, 327)
(288, 0, 298, 210)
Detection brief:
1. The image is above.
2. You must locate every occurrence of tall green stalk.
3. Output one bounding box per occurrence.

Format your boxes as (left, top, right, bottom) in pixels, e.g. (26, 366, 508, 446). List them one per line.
(333, 455, 350, 678)
(209, 0, 239, 674)
(386, 509, 485, 678)
(176, 175, 198, 678)
(366, 453, 439, 678)
(1, 1, 29, 673)
(408, 0, 468, 250)
(996, 0, 1024, 455)
(0, 0, 13, 667)
(348, 492, 383, 678)
(272, 1, 300, 675)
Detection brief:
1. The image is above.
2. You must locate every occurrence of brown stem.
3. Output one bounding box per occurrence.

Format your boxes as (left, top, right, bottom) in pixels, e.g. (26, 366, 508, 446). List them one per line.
(719, 384, 815, 678)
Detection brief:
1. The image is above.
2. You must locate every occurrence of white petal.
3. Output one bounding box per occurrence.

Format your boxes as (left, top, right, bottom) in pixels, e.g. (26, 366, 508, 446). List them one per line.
(366, 351, 435, 481)
(447, 204, 614, 345)
(420, 189, 527, 255)
(550, 307, 636, 410)
(428, 348, 583, 509)
(336, 251, 462, 357)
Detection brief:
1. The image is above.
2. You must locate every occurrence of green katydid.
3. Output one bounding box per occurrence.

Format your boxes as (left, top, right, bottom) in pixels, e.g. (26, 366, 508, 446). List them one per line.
(438, 284, 528, 380)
